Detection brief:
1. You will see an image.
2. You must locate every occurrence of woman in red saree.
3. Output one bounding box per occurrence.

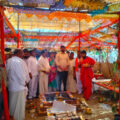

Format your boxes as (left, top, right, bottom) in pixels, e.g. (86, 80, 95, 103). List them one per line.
(80, 50, 95, 100)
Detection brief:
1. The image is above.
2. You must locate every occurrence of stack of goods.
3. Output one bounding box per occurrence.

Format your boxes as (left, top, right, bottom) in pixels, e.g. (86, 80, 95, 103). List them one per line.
(76, 98, 92, 114)
(51, 111, 84, 120)
(26, 91, 92, 118)
(26, 98, 48, 116)
(98, 81, 112, 86)
(94, 71, 104, 79)
(26, 99, 38, 117)
(47, 100, 84, 120)
(96, 80, 119, 92)
(40, 91, 77, 105)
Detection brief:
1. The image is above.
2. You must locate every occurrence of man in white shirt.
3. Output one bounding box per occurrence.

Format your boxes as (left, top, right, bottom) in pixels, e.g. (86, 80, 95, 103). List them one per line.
(55, 46, 69, 91)
(73, 51, 82, 94)
(38, 50, 50, 94)
(6, 49, 29, 120)
(27, 49, 38, 99)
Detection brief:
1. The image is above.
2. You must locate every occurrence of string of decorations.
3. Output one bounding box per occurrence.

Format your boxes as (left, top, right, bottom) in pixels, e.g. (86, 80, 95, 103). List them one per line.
(8, 0, 56, 5)
(105, 0, 120, 3)
(2, 0, 120, 13)
(5, 7, 92, 22)
(5, 7, 51, 15)
(64, 0, 107, 10)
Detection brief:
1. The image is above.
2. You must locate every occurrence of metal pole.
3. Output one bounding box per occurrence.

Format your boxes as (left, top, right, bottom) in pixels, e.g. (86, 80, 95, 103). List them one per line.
(17, 13, 19, 48)
(0, 6, 9, 120)
(118, 13, 120, 115)
(78, 21, 81, 50)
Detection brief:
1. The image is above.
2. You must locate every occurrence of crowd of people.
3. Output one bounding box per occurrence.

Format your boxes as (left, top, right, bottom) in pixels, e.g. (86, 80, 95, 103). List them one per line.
(5, 45, 95, 120)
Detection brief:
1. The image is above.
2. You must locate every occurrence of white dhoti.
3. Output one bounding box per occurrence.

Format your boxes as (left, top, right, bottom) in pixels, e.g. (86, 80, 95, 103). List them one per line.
(9, 90, 25, 120)
(28, 75, 38, 98)
(76, 71, 82, 94)
(39, 72, 48, 94)
(25, 87, 28, 101)
(67, 73, 77, 93)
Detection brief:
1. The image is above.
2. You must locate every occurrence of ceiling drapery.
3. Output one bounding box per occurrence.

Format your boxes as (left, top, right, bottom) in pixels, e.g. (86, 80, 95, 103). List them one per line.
(4, 7, 119, 50)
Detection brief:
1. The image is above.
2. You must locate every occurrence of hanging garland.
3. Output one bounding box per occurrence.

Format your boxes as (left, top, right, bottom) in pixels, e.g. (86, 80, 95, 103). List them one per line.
(64, 0, 107, 11)
(92, 14, 119, 20)
(8, 0, 56, 5)
(105, 0, 120, 3)
(6, 7, 51, 15)
(5, 7, 92, 22)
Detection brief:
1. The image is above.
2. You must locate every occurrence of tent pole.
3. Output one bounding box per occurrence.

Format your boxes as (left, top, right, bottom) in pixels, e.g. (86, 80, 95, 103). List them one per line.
(17, 13, 19, 48)
(115, 12, 120, 120)
(78, 33, 81, 51)
(78, 21, 81, 50)
(118, 13, 120, 115)
(0, 6, 9, 120)
(17, 33, 19, 48)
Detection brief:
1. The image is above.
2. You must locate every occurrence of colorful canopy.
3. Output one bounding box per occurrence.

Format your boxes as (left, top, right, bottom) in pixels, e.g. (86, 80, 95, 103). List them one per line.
(5, 7, 92, 32)
(4, 7, 119, 50)
(2, 0, 120, 12)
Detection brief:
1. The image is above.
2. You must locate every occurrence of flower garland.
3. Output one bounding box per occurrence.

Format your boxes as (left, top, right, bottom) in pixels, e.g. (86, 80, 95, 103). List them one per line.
(64, 0, 106, 11)
(8, 0, 56, 5)
(5, 7, 92, 22)
(5, 7, 51, 15)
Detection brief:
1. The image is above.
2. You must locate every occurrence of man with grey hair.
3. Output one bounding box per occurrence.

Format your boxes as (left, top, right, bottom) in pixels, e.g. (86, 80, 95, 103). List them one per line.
(6, 49, 29, 120)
